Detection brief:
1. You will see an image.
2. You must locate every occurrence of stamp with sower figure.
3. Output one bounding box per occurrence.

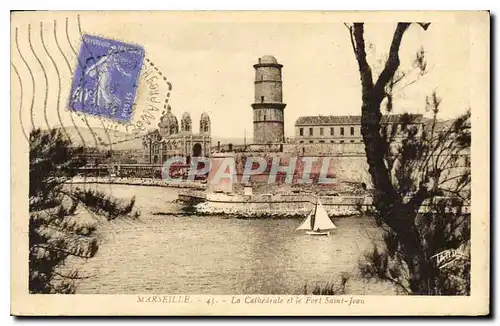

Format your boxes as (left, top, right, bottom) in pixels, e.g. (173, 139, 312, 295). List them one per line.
(69, 34, 145, 122)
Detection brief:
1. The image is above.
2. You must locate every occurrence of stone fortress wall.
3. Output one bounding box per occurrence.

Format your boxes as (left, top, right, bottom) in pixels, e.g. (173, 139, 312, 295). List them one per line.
(207, 150, 371, 197)
(208, 140, 469, 197)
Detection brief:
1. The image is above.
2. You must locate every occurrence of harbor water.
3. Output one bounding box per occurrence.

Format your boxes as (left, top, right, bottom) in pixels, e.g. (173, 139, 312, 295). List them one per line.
(68, 184, 396, 294)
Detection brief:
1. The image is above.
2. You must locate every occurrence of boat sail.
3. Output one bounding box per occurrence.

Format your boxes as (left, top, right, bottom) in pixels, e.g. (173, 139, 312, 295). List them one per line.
(296, 198, 336, 236)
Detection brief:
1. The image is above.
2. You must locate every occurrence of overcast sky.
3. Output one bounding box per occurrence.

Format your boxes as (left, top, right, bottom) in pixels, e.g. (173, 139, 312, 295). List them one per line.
(13, 12, 472, 139)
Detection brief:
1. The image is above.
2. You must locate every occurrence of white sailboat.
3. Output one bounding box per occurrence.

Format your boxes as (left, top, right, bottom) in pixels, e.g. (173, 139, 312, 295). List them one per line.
(296, 197, 337, 236)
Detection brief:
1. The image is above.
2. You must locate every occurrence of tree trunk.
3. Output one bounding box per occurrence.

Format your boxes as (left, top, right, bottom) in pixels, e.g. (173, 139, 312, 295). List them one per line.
(390, 202, 431, 294)
(360, 100, 399, 216)
(400, 225, 431, 294)
(350, 22, 432, 294)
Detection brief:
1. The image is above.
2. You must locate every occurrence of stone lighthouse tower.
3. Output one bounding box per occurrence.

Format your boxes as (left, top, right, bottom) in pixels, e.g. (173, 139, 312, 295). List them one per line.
(252, 55, 286, 144)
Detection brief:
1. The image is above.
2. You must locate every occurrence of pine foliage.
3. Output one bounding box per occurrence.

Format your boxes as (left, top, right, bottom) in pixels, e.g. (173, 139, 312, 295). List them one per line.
(29, 129, 137, 294)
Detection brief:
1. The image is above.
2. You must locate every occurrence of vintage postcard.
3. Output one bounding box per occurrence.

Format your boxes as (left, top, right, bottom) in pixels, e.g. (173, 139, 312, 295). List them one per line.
(10, 11, 490, 316)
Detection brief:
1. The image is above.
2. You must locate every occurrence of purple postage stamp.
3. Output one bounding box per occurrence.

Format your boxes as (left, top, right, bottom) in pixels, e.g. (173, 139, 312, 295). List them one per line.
(69, 34, 145, 122)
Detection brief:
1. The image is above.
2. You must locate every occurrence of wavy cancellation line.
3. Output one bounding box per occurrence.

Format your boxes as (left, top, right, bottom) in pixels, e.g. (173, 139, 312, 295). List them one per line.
(28, 23, 50, 132)
(60, 16, 94, 194)
(14, 15, 176, 150)
(66, 16, 99, 149)
(15, 27, 35, 138)
(77, 14, 114, 153)
(41, 21, 70, 142)
(11, 63, 28, 142)
(54, 19, 86, 147)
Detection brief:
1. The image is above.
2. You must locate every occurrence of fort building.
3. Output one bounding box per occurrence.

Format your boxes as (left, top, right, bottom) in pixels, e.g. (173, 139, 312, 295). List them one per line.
(294, 114, 425, 144)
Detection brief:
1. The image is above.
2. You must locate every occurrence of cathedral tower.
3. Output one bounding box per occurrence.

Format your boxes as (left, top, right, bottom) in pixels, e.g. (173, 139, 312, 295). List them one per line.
(252, 55, 286, 143)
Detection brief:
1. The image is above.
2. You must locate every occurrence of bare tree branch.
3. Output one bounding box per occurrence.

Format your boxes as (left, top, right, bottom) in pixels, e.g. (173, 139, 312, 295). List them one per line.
(352, 23, 374, 90)
(344, 23, 357, 55)
(374, 23, 411, 100)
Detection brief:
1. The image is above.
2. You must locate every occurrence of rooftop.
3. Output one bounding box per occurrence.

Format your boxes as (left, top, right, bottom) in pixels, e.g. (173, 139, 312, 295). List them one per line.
(259, 55, 278, 64)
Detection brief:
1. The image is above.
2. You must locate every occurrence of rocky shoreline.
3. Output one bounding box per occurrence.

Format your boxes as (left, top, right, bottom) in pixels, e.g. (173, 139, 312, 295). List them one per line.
(191, 201, 361, 218)
(192, 201, 361, 218)
(68, 177, 370, 219)
(68, 176, 205, 190)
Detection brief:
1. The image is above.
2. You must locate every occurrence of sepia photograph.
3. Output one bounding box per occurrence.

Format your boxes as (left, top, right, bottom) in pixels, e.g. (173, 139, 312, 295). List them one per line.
(10, 10, 489, 316)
